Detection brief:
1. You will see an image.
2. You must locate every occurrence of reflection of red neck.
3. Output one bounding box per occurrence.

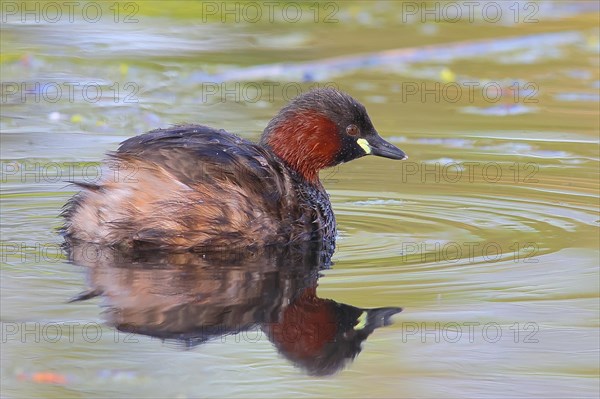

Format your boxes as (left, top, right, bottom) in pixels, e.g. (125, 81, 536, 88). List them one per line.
(269, 287, 337, 358)
(264, 112, 340, 184)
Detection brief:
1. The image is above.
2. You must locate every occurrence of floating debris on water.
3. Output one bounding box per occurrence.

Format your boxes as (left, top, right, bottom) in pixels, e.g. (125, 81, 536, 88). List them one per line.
(415, 138, 474, 148)
(352, 199, 404, 206)
(70, 114, 83, 123)
(188, 32, 584, 83)
(460, 104, 537, 116)
(440, 67, 456, 83)
(14, 368, 147, 386)
(48, 111, 61, 121)
(554, 93, 600, 102)
(16, 371, 68, 385)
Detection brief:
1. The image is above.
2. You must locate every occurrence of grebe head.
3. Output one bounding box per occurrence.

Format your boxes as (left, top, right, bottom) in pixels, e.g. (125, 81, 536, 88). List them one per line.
(260, 88, 407, 183)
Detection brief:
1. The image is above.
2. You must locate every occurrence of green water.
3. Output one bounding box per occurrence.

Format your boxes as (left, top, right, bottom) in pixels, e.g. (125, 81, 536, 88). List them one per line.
(1, 1, 599, 398)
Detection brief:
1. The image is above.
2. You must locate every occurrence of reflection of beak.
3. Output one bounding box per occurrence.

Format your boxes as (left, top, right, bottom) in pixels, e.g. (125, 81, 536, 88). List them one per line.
(355, 307, 403, 334)
(358, 135, 407, 160)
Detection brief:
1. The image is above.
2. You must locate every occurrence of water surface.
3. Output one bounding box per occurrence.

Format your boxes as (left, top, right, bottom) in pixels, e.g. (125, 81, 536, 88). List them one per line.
(1, 1, 599, 398)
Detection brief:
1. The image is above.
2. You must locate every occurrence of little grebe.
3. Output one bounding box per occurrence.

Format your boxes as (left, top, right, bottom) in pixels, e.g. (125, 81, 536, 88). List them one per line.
(62, 88, 406, 251)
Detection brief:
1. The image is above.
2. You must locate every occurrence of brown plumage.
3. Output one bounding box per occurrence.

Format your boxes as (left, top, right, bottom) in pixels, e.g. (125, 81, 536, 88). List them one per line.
(61, 88, 406, 251)
(66, 242, 402, 375)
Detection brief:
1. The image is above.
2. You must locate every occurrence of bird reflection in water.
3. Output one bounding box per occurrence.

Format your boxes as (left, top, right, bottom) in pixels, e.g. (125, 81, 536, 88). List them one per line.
(65, 241, 402, 376)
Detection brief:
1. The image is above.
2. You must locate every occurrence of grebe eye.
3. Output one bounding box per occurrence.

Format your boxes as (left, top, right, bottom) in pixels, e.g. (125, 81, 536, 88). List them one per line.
(346, 124, 359, 137)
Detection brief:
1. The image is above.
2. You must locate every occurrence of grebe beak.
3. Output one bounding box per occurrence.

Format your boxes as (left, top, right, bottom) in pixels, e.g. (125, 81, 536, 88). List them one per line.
(357, 134, 407, 160)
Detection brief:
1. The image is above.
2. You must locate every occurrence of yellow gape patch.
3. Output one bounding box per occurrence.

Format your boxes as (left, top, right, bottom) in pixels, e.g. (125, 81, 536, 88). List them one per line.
(355, 311, 368, 330)
(357, 138, 371, 154)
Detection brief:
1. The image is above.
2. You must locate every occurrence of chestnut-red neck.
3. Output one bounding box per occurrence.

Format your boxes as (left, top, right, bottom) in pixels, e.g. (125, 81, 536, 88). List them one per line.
(263, 112, 340, 184)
